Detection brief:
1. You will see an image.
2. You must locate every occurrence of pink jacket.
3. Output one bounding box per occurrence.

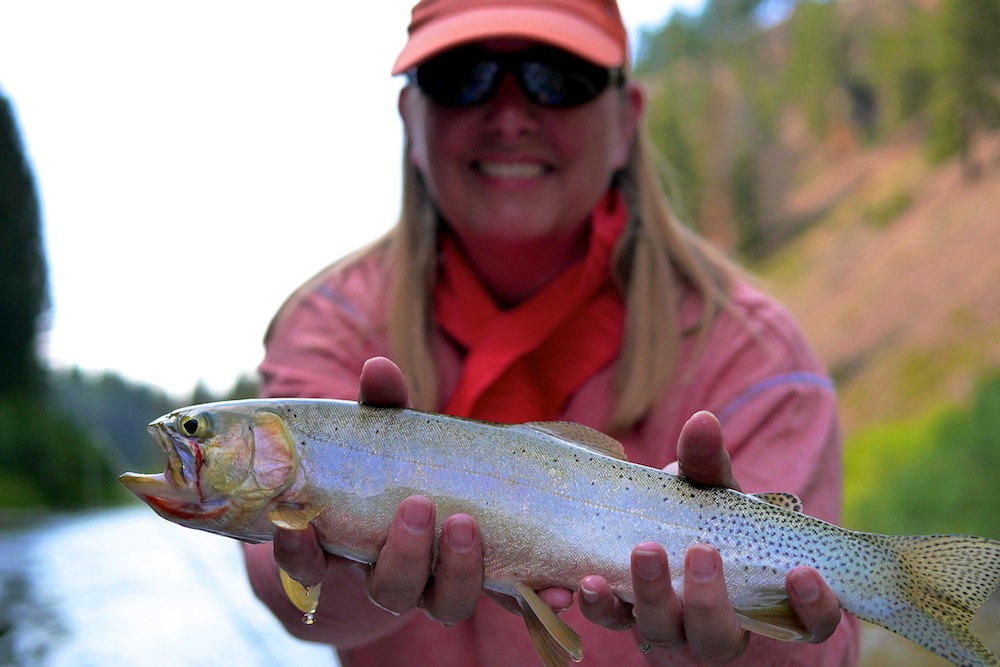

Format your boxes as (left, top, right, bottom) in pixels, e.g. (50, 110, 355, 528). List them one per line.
(254, 249, 861, 667)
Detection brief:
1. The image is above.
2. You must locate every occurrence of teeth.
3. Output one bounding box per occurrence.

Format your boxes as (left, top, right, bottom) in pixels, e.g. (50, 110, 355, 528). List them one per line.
(477, 162, 546, 179)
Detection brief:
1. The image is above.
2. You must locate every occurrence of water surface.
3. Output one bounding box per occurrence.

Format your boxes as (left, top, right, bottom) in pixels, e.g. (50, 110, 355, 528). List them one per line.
(0, 507, 338, 666)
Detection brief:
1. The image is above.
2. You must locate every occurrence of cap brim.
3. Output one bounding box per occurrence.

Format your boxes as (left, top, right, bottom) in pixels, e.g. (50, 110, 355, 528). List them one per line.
(391, 7, 626, 74)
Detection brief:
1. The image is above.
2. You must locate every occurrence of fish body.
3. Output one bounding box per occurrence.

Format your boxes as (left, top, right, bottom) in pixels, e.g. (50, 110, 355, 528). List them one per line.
(120, 398, 1000, 667)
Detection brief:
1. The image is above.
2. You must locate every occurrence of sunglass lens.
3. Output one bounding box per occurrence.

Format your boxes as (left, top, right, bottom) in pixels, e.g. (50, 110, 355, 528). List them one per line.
(520, 61, 609, 107)
(415, 56, 500, 107)
(414, 47, 617, 108)
(457, 62, 501, 106)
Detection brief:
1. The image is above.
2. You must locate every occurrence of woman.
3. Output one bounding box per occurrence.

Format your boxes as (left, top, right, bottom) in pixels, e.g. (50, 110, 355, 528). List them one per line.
(244, 0, 861, 664)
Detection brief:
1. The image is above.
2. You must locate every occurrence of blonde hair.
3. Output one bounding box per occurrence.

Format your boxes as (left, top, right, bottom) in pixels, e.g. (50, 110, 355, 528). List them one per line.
(384, 117, 736, 433)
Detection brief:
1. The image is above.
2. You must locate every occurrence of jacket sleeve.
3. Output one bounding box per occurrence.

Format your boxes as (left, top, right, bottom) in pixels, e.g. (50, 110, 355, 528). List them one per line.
(257, 257, 391, 400)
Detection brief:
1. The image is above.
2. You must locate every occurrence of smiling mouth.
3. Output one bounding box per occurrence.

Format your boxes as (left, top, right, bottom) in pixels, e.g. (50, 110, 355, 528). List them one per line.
(474, 161, 550, 179)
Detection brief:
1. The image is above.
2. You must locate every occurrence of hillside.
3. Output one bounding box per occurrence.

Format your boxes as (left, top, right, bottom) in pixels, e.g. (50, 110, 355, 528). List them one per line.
(749, 118, 1000, 667)
(634, 0, 1000, 437)
(757, 128, 1000, 435)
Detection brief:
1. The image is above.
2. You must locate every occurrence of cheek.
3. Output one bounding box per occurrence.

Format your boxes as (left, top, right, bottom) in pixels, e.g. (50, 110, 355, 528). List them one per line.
(404, 95, 438, 173)
(611, 130, 630, 169)
(203, 434, 254, 493)
(408, 126, 429, 172)
(552, 125, 623, 188)
(412, 115, 479, 203)
(587, 94, 638, 170)
(423, 113, 473, 164)
(550, 102, 631, 176)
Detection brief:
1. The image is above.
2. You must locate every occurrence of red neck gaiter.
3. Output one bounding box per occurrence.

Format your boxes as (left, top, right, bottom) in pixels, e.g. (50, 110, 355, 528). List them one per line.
(433, 189, 627, 422)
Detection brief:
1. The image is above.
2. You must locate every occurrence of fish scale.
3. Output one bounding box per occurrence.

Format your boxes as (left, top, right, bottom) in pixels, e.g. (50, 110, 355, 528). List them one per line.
(120, 398, 1000, 667)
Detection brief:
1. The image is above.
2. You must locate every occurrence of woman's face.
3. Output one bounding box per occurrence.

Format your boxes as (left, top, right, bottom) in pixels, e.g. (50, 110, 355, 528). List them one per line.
(400, 40, 644, 247)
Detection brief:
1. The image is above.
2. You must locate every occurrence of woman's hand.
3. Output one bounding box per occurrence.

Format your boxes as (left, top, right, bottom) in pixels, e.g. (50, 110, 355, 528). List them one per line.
(271, 356, 486, 627)
(576, 411, 843, 664)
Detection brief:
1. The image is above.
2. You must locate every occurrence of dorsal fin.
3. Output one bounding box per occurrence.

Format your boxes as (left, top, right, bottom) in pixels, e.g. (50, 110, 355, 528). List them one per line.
(752, 492, 804, 513)
(521, 422, 627, 461)
(514, 582, 583, 665)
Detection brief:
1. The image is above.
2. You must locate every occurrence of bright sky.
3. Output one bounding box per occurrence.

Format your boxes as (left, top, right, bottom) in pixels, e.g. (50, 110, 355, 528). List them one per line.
(0, 0, 705, 398)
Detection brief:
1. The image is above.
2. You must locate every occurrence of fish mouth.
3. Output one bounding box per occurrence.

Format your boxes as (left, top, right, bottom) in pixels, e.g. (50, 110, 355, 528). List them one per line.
(118, 418, 224, 520)
(117, 420, 202, 504)
(118, 418, 206, 505)
(118, 469, 228, 523)
(148, 419, 202, 491)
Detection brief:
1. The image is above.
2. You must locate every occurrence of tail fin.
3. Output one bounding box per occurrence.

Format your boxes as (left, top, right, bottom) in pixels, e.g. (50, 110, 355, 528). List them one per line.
(861, 533, 1000, 667)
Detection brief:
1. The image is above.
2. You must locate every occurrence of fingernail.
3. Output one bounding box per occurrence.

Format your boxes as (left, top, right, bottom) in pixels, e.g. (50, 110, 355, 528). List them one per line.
(790, 568, 820, 603)
(635, 549, 662, 581)
(446, 517, 474, 552)
(580, 583, 600, 605)
(687, 547, 717, 583)
(401, 498, 432, 531)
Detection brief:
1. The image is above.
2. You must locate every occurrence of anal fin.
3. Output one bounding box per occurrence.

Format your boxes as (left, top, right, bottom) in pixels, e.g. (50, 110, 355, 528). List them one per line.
(514, 582, 583, 666)
(735, 598, 812, 642)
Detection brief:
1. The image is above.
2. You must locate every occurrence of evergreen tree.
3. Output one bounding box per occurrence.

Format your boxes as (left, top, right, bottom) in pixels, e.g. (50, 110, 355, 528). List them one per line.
(0, 92, 48, 396)
(783, 1, 841, 138)
(926, 0, 1000, 171)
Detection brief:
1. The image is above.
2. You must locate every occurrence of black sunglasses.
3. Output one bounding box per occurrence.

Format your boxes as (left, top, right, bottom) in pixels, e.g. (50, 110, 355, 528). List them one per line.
(409, 45, 625, 109)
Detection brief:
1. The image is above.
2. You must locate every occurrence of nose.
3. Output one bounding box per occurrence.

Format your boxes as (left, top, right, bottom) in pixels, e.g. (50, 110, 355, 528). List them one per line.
(483, 73, 540, 139)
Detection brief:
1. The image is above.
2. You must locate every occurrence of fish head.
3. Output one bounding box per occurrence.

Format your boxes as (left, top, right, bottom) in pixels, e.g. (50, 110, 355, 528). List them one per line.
(120, 401, 300, 542)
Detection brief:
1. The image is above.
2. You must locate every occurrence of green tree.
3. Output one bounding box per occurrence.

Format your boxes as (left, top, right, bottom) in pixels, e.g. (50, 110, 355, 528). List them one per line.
(783, 1, 841, 138)
(700, 0, 765, 51)
(844, 374, 1000, 539)
(643, 70, 709, 225)
(925, 0, 1000, 171)
(863, 5, 935, 136)
(0, 92, 48, 396)
(0, 394, 125, 508)
(635, 10, 709, 74)
(729, 148, 763, 254)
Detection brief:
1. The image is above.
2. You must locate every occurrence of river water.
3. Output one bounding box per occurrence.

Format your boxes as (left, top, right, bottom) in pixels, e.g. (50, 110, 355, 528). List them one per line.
(1, 508, 997, 666)
(0, 507, 338, 667)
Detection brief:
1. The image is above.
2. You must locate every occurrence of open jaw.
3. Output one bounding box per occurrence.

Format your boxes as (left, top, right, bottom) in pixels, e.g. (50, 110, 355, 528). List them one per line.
(153, 424, 202, 490)
(118, 425, 226, 522)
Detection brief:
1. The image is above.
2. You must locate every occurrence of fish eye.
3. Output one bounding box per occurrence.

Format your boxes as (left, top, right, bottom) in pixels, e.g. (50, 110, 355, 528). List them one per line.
(177, 412, 210, 438)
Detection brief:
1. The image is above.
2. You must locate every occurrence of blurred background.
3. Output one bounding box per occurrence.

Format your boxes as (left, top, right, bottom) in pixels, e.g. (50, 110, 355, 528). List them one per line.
(2, 0, 999, 665)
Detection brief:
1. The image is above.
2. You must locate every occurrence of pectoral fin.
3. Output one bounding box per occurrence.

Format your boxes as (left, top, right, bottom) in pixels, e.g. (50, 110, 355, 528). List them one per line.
(514, 582, 583, 666)
(267, 503, 327, 530)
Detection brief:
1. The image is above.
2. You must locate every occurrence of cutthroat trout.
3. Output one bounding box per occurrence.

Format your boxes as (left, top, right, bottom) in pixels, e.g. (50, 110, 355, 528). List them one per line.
(120, 399, 1000, 667)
